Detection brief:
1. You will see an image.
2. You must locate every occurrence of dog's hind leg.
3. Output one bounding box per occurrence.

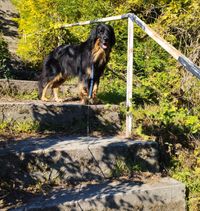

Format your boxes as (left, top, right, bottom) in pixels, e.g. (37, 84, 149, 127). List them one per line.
(51, 73, 66, 102)
(41, 81, 52, 101)
(41, 76, 60, 101)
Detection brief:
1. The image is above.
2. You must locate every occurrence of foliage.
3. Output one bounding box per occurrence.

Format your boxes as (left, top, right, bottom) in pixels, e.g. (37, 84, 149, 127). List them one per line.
(98, 75, 126, 104)
(12, 0, 115, 64)
(170, 147, 200, 210)
(13, 120, 40, 133)
(15, 90, 39, 100)
(0, 119, 40, 134)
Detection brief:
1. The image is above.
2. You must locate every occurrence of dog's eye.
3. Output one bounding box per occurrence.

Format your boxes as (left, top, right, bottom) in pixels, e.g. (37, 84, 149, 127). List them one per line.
(98, 28, 104, 33)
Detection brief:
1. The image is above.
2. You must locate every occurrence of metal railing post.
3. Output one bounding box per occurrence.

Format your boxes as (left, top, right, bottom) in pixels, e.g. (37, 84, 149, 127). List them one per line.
(126, 17, 134, 138)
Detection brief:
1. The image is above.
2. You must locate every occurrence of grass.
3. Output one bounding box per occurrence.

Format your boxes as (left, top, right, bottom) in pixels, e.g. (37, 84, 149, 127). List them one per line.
(15, 90, 39, 100)
(0, 119, 40, 134)
(111, 156, 143, 178)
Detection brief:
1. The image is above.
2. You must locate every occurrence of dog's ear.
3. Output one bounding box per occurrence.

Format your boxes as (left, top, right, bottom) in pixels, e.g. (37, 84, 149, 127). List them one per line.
(108, 25, 116, 47)
(89, 26, 97, 41)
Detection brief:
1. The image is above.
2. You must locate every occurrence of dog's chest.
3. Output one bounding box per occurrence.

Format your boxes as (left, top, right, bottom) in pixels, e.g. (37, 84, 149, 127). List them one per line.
(92, 47, 107, 65)
(92, 40, 108, 66)
(86, 47, 107, 78)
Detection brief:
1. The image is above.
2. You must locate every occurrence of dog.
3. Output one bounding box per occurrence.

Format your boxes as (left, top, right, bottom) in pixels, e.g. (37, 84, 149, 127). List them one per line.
(38, 23, 115, 103)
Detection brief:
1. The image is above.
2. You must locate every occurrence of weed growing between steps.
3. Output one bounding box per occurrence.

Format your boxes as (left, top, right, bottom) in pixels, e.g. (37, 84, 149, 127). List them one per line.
(0, 119, 79, 139)
(0, 87, 77, 101)
(111, 157, 142, 178)
(16, 90, 39, 100)
(0, 77, 80, 101)
(0, 119, 40, 135)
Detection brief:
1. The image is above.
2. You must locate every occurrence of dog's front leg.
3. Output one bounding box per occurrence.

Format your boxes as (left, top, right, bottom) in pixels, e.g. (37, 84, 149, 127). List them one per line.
(92, 80, 99, 100)
(89, 78, 100, 104)
(79, 81, 88, 104)
(53, 87, 64, 102)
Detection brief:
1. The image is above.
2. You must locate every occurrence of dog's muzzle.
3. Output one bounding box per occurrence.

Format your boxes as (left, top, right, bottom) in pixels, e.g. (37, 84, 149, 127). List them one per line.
(101, 37, 109, 49)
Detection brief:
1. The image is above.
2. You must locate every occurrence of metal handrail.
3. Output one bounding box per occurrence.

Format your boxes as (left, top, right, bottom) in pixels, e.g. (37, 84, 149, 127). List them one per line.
(60, 13, 200, 79)
(127, 13, 200, 79)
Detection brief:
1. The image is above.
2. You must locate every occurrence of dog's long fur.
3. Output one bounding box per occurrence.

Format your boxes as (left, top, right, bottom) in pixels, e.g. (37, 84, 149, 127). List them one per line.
(39, 24, 115, 103)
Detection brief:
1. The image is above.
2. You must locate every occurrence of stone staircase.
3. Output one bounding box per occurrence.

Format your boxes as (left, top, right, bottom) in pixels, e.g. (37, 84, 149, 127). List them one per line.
(0, 80, 186, 210)
(1, 136, 185, 211)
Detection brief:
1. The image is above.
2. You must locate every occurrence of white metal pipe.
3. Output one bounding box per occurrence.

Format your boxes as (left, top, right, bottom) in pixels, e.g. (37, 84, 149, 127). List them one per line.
(61, 14, 129, 28)
(126, 17, 134, 138)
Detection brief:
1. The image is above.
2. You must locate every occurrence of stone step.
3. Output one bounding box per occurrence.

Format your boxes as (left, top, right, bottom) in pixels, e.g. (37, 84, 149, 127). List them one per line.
(0, 136, 159, 187)
(0, 79, 77, 97)
(0, 101, 121, 135)
(0, 79, 38, 95)
(12, 177, 185, 211)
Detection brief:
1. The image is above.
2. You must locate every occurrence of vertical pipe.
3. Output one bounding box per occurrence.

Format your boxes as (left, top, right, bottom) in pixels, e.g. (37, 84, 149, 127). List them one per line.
(126, 17, 134, 138)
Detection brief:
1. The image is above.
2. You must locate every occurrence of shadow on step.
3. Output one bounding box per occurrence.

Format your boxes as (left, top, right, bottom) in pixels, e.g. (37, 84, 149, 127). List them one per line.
(31, 103, 121, 136)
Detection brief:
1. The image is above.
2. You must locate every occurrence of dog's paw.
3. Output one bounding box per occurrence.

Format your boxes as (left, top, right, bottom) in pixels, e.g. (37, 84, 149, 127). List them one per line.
(54, 98, 64, 103)
(41, 97, 49, 102)
(88, 98, 101, 105)
(80, 97, 89, 105)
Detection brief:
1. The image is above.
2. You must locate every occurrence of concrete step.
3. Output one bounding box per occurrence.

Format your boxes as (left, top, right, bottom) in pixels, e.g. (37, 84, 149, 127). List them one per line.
(12, 177, 185, 211)
(0, 101, 121, 135)
(0, 136, 159, 187)
(0, 79, 38, 95)
(0, 79, 77, 98)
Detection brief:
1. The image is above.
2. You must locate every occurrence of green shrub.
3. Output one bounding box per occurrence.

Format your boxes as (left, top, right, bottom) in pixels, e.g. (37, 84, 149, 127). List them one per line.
(170, 147, 200, 211)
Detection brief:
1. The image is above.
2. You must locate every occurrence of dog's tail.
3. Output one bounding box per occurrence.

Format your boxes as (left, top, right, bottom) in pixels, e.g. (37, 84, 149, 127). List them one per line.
(38, 77, 43, 99)
(38, 57, 50, 99)
(38, 52, 61, 99)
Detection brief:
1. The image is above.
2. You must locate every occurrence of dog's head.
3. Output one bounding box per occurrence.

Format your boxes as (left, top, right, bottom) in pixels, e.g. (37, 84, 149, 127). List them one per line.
(90, 24, 115, 50)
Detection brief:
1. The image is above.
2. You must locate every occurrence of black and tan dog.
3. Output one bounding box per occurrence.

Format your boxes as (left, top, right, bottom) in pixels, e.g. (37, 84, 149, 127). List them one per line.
(38, 23, 115, 103)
